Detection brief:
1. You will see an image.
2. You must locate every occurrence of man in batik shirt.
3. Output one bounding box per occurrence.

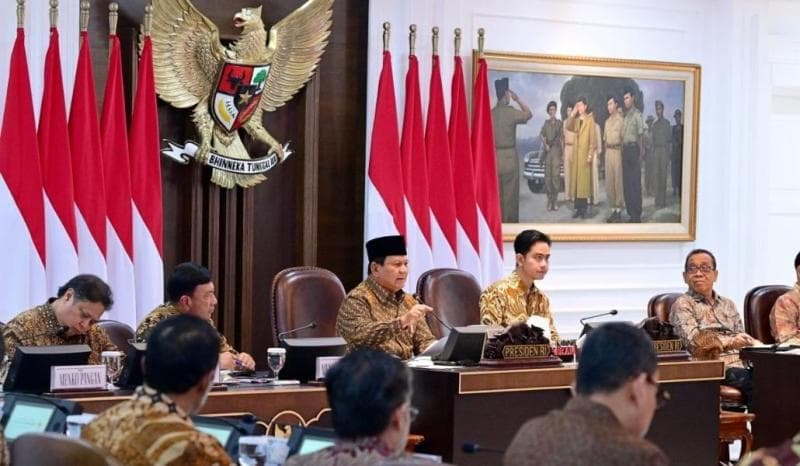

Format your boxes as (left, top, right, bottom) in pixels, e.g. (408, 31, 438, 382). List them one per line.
(480, 229, 559, 342)
(83, 315, 233, 465)
(136, 262, 255, 371)
(670, 248, 760, 401)
(769, 251, 800, 345)
(2, 274, 118, 379)
(336, 235, 437, 359)
(739, 431, 800, 466)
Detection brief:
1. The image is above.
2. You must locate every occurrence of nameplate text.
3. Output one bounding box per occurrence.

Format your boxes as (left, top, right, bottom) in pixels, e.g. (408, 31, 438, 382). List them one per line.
(316, 356, 342, 380)
(50, 365, 106, 391)
(502, 344, 551, 359)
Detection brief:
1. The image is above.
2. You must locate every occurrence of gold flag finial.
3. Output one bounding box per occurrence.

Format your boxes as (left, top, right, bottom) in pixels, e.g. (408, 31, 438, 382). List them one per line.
(432, 27, 439, 56)
(454, 28, 461, 57)
(143, 4, 153, 37)
(409, 24, 416, 56)
(478, 28, 485, 58)
(109, 2, 119, 36)
(49, 0, 59, 29)
(80, 0, 90, 32)
(382, 22, 390, 52)
(17, 0, 24, 28)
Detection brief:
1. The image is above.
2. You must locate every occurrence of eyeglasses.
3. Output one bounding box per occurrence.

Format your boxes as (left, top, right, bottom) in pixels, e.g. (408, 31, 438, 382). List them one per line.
(646, 375, 671, 410)
(685, 265, 715, 274)
(409, 406, 419, 422)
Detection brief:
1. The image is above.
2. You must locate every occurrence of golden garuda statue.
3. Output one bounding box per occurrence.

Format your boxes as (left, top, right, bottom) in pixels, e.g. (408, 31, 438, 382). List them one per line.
(151, 0, 333, 188)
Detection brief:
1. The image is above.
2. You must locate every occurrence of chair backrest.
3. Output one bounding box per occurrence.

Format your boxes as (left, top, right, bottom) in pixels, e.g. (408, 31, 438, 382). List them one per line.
(271, 266, 346, 343)
(743, 285, 791, 344)
(96, 320, 135, 352)
(11, 432, 122, 466)
(647, 292, 684, 323)
(416, 268, 482, 338)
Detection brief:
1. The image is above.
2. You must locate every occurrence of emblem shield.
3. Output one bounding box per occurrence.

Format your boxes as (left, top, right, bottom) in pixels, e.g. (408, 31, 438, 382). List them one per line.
(211, 62, 271, 132)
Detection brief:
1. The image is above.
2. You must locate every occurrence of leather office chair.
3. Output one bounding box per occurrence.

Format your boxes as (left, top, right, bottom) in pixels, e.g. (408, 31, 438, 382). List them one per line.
(11, 432, 122, 466)
(271, 266, 346, 343)
(743, 285, 791, 344)
(647, 292, 683, 322)
(97, 320, 135, 352)
(415, 268, 482, 339)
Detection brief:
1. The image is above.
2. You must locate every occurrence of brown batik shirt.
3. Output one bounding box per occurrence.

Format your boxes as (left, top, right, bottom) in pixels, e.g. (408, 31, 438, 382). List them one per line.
(82, 385, 234, 466)
(2, 301, 118, 378)
(479, 270, 560, 342)
(135, 303, 236, 354)
(770, 283, 800, 345)
(336, 276, 437, 360)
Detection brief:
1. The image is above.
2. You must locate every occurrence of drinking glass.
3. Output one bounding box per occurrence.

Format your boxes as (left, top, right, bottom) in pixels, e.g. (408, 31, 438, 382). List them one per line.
(238, 435, 269, 466)
(101, 350, 123, 388)
(267, 347, 286, 380)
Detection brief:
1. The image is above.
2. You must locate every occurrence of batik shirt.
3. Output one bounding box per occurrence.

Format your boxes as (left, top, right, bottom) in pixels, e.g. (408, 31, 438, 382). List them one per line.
(2, 301, 118, 379)
(0, 427, 7, 466)
(770, 283, 800, 345)
(82, 385, 234, 466)
(738, 431, 800, 466)
(336, 277, 437, 360)
(285, 437, 436, 466)
(479, 270, 560, 342)
(135, 303, 236, 354)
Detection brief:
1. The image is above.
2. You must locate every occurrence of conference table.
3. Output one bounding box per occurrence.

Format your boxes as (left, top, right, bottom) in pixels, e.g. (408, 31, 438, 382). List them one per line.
(70, 359, 723, 466)
(741, 348, 800, 449)
(410, 359, 724, 466)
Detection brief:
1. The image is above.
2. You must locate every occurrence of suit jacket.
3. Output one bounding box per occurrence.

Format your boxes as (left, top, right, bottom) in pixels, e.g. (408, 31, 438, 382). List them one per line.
(504, 397, 669, 466)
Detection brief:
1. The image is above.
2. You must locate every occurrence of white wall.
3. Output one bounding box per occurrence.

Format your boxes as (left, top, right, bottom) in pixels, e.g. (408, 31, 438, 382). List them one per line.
(367, 0, 799, 337)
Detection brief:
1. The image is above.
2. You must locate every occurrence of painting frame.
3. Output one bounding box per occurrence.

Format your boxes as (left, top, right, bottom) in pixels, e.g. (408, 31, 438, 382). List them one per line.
(474, 50, 700, 242)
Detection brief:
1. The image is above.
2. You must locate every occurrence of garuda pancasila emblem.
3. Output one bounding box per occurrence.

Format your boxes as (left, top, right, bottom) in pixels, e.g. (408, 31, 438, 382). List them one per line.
(151, 0, 333, 188)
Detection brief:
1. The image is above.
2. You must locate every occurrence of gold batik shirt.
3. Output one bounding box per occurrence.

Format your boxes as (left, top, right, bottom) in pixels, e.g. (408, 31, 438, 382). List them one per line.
(0, 426, 7, 466)
(769, 283, 800, 345)
(135, 303, 236, 354)
(479, 270, 560, 342)
(2, 301, 118, 377)
(336, 277, 437, 360)
(82, 385, 234, 466)
(669, 289, 747, 365)
(285, 437, 437, 466)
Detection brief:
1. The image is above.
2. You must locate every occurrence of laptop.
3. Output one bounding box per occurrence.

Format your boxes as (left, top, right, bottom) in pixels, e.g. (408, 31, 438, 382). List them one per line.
(286, 426, 337, 457)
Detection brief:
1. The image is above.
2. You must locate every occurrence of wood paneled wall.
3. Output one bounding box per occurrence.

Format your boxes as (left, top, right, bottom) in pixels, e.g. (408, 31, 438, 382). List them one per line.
(90, 0, 368, 367)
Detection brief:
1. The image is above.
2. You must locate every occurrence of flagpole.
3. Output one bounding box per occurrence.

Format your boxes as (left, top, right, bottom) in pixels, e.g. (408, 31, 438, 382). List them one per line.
(432, 26, 439, 56)
(383, 22, 390, 52)
(109, 2, 118, 36)
(17, 0, 24, 28)
(454, 28, 461, 57)
(50, 0, 58, 28)
(478, 28, 485, 58)
(409, 24, 416, 56)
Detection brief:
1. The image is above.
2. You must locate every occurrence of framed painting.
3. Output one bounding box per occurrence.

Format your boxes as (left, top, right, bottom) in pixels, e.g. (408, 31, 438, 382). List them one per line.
(475, 51, 700, 241)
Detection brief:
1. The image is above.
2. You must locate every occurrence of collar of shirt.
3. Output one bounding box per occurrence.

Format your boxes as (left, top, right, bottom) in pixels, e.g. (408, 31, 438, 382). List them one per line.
(366, 276, 405, 306)
(39, 300, 65, 334)
(794, 282, 800, 294)
(511, 270, 539, 297)
(328, 436, 398, 459)
(564, 397, 623, 430)
(686, 288, 721, 306)
(134, 384, 189, 420)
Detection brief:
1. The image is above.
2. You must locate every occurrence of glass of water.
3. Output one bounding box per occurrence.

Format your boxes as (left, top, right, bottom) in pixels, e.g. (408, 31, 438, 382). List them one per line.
(267, 347, 286, 380)
(239, 435, 269, 466)
(101, 350, 124, 388)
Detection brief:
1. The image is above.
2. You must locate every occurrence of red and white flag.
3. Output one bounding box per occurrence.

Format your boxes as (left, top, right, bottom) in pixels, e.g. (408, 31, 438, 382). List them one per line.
(425, 54, 457, 269)
(130, 35, 164, 321)
(400, 54, 433, 289)
(365, 50, 405, 244)
(449, 55, 482, 285)
(69, 31, 107, 279)
(101, 32, 136, 327)
(38, 26, 78, 295)
(0, 28, 47, 320)
(472, 56, 504, 285)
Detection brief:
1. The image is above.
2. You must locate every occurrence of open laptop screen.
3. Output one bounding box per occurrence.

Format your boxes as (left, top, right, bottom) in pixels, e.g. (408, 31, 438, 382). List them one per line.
(3, 400, 57, 440)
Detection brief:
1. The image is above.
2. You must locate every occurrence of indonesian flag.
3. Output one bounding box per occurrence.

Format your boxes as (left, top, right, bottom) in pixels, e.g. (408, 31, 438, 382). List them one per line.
(449, 55, 482, 285)
(472, 56, 504, 285)
(0, 28, 47, 320)
(38, 26, 78, 295)
(425, 54, 457, 269)
(400, 54, 433, 290)
(101, 33, 136, 327)
(69, 31, 107, 279)
(130, 35, 163, 322)
(365, 50, 405, 244)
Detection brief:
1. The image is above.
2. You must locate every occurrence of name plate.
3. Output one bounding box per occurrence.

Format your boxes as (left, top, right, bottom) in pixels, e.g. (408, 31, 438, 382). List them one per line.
(501, 344, 551, 359)
(50, 365, 106, 391)
(653, 339, 684, 353)
(316, 356, 342, 380)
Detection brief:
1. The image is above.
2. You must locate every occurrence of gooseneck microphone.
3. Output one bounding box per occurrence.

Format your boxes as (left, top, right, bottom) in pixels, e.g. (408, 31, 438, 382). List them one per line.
(277, 321, 317, 341)
(462, 442, 505, 455)
(579, 309, 618, 326)
(412, 294, 453, 331)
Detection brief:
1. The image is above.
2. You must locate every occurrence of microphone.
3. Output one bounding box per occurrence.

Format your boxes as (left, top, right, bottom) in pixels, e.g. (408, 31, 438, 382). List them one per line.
(462, 442, 505, 455)
(412, 294, 453, 331)
(579, 309, 618, 337)
(277, 321, 316, 341)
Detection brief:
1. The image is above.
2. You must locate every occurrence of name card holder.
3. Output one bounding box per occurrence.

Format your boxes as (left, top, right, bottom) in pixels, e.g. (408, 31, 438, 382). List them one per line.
(315, 356, 342, 380)
(50, 365, 107, 392)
